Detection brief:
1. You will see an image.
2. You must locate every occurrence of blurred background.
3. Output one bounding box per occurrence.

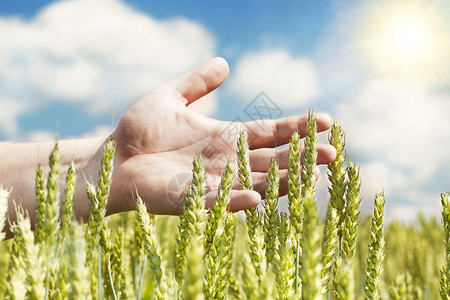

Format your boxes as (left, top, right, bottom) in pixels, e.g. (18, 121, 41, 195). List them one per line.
(0, 0, 449, 222)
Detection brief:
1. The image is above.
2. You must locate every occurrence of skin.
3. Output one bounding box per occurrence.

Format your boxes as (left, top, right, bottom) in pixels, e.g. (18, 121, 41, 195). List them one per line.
(0, 57, 336, 237)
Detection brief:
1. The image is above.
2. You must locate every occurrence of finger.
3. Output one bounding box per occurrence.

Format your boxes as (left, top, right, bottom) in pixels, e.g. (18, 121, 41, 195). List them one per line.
(245, 113, 333, 149)
(168, 57, 229, 105)
(249, 148, 289, 172)
(248, 144, 337, 172)
(205, 189, 261, 212)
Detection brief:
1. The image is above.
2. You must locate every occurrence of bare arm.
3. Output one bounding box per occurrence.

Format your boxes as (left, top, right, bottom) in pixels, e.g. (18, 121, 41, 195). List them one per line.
(0, 136, 109, 236)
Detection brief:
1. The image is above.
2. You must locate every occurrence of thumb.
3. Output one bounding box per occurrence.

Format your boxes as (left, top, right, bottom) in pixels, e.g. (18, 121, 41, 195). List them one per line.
(168, 57, 229, 106)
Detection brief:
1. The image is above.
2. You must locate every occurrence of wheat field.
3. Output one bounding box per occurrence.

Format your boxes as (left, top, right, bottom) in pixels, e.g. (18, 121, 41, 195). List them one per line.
(0, 112, 447, 299)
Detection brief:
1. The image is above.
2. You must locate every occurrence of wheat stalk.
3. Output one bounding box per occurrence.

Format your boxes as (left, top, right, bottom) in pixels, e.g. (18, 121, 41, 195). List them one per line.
(136, 195, 168, 299)
(182, 235, 205, 300)
(205, 160, 235, 255)
(300, 191, 323, 300)
(59, 161, 76, 245)
(334, 257, 355, 300)
(85, 138, 115, 264)
(302, 109, 318, 198)
(364, 192, 385, 300)
(11, 206, 46, 300)
(264, 157, 280, 266)
(441, 191, 450, 299)
(276, 213, 295, 300)
(6, 236, 27, 299)
(175, 156, 207, 288)
(112, 225, 128, 299)
(204, 161, 235, 299)
(68, 222, 90, 300)
(342, 162, 362, 260)
(34, 164, 47, 245)
(43, 142, 61, 253)
(0, 185, 9, 242)
(237, 129, 267, 281)
(288, 131, 303, 294)
(321, 205, 339, 294)
(328, 122, 347, 238)
(288, 131, 303, 235)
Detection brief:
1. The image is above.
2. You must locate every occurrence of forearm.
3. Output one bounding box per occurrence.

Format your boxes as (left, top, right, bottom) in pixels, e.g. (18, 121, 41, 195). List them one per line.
(0, 135, 109, 237)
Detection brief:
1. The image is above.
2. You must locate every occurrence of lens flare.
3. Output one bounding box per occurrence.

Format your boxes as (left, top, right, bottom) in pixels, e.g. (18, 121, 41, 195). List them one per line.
(360, 1, 449, 83)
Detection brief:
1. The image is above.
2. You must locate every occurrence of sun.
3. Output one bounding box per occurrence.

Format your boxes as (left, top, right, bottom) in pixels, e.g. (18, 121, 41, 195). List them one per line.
(359, 1, 449, 82)
(390, 20, 427, 58)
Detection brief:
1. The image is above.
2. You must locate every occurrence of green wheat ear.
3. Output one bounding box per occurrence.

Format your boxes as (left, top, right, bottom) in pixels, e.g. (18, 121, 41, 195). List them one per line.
(300, 191, 323, 300)
(440, 191, 450, 298)
(264, 157, 280, 266)
(175, 155, 207, 288)
(0, 185, 9, 242)
(322, 121, 346, 295)
(136, 195, 168, 299)
(204, 161, 235, 300)
(302, 109, 318, 198)
(342, 161, 362, 260)
(59, 161, 76, 245)
(288, 130, 303, 295)
(276, 213, 295, 300)
(34, 163, 47, 244)
(237, 128, 266, 281)
(205, 160, 235, 255)
(288, 130, 303, 236)
(44, 142, 61, 251)
(85, 138, 116, 261)
(334, 257, 355, 300)
(182, 235, 205, 300)
(364, 192, 385, 300)
(11, 205, 46, 300)
(321, 206, 339, 295)
(328, 121, 347, 238)
(69, 222, 90, 300)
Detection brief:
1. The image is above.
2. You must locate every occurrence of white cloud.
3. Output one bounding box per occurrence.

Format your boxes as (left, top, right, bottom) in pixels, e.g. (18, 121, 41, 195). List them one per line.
(79, 125, 112, 139)
(335, 79, 450, 210)
(227, 49, 320, 108)
(27, 130, 56, 142)
(0, 97, 28, 138)
(0, 0, 217, 137)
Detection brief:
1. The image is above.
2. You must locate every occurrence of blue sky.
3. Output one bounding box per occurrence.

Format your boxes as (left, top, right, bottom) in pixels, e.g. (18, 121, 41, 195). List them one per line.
(0, 0, 449, 221)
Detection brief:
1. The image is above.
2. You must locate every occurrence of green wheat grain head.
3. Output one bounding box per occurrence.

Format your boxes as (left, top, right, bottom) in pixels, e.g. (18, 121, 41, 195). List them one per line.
(441, 191, 450, 299)
(321, 206, 339, 295)
(0, 185, 9, 242)
(302, 109, 318, 198)
(182, 235, 204, 300)
(44, 142, 61, 252)
(34, 163, 47, 245)
(10, 205, 46, 300)
(328, 121, 347, 238)
(276, 213, 295, 300)
(334, 257, 355, 300)
(237, 128, 267, 282)
(301, 191, 323, 300)
(288, 130, 303, 238)
(205, 160, 235, 255)
(364, 192, 385, 300)
(264, 157, 280, 266)
(136, 195, 168, 299)
(342, 161, 362, 260)
(59, 161, 76, 245)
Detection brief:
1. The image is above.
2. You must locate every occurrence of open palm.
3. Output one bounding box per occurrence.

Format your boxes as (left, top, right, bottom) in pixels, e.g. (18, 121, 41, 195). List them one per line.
(110, 58, 336, 215)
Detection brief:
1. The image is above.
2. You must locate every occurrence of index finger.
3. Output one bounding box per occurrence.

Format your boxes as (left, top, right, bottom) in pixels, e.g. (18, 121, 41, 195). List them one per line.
(245, 113, 333, 149)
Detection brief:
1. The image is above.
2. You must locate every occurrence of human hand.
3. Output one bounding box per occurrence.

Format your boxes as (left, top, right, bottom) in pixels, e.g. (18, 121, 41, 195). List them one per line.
(109, 58, 336, 215)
